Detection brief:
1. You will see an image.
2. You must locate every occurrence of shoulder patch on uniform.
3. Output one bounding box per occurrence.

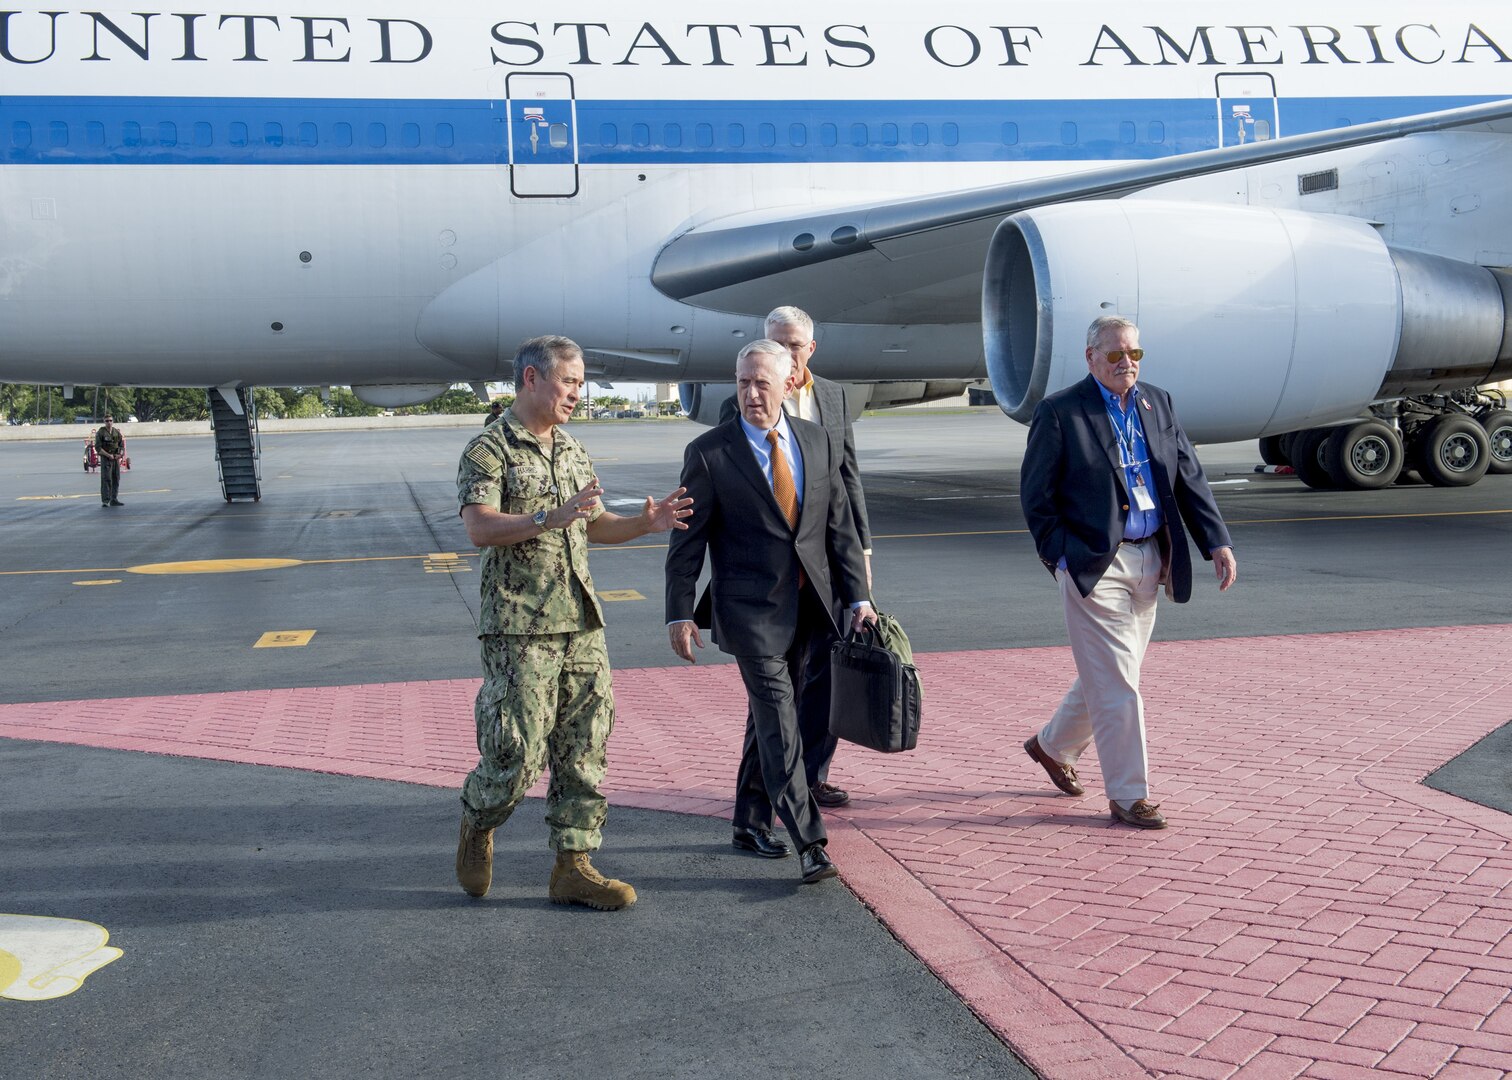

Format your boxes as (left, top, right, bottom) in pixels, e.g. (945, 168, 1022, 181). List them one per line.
(465, 444, 499, 472)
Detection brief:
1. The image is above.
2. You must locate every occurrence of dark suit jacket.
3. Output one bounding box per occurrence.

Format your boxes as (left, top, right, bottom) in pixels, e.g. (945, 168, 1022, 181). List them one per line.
(665, 415, 870, 657)
(718, 373, 871, 550)
(1020, 376, 1231, 604)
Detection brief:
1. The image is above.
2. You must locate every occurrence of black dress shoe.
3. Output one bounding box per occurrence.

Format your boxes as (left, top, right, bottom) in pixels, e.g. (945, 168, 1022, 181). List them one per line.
(110, 500, 124, 506)
(813, 782, 850, 808)
(732, 828, 791, 859)
(799, 844, 838, 884)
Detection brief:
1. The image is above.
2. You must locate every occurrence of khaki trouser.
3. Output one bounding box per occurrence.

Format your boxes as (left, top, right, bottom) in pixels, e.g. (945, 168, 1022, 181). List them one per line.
(1038, 542, 1162, 803)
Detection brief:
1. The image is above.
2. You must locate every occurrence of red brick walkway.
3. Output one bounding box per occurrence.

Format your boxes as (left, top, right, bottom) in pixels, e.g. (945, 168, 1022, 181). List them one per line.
(4, 625, 1510, 1079)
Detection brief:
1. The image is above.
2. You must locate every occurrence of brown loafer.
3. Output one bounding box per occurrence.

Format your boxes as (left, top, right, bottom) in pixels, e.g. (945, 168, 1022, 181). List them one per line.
(1110, 799, 1167, 829)
(1023, 736, 1084, 796)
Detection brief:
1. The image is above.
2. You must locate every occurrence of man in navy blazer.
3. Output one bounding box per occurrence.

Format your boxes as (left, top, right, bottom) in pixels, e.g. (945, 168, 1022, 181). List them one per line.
(668, 339, 875, 883)
(1020, 316, 1237, 829)
(719, 305, 872, 808)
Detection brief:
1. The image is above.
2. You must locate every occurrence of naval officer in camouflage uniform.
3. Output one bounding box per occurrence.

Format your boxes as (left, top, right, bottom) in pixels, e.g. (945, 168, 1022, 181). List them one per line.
(455, 334, 692, 910)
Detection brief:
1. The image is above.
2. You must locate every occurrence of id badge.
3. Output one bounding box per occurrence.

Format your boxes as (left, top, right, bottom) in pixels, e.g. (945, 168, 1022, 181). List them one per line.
(1132, 483, 1156, 512)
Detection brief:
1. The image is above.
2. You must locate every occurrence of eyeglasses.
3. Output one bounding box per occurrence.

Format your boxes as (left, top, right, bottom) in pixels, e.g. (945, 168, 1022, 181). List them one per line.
(1095, 348, 1144, 363)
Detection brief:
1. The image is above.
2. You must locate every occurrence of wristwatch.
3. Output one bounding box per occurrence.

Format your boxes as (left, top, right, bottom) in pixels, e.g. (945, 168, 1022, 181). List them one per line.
(532, 509, 549, 530)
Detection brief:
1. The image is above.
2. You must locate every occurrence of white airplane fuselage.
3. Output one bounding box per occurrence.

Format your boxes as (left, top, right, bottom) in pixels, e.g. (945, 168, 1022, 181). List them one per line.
(4, 3, 1512, 441)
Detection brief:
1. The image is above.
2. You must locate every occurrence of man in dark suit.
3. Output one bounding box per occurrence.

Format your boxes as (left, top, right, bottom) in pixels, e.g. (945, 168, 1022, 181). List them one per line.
(668, 339, 876, 883)
(1019, 316, 1237, 830)
(718, 305, 871, 808)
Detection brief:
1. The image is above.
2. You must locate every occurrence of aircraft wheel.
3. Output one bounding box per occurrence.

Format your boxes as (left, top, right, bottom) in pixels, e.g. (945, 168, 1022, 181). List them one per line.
(1258, 434, 1289, 466)
(1278, 430, 1305, 463)
(1478, 409, 1512, 475)
(1323, 421, 1403, 489)
(1292, 428, 1336, 489)
(1412, 415, 1490, 487)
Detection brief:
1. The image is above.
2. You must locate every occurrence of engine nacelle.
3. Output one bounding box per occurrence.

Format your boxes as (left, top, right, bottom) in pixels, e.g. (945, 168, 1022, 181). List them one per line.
(679, 382, 737, 425)
(983, 201, 1512, 443)
(350, 383, 450, 408)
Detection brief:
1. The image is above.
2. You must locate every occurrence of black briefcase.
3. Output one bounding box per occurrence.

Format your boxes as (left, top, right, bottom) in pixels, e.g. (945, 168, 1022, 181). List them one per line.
(828, 623, 921, 753)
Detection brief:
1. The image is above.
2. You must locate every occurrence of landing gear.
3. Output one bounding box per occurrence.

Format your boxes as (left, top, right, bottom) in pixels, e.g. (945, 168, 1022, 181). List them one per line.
(1261, 387, 1511, 490)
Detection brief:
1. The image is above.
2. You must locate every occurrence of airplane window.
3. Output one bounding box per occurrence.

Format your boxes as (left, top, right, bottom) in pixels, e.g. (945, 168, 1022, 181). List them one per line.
(727, 123, 744, 147)
(1120, 121, 1135, 145)
(1001, 122, 1019, 145)
(850, 123, 867, 147)
(193, 122, 211, 147)
(631, 123, 650, 148)
(264, 122, 283, 147)
(367, 122, 386, 148)
(942, 122, 959, 147)
(12, 121, 31, 148)
(332, 122, 352, 147)
(299, 122, 317, 148)
(401, 122, 421, 148)
(550, 123, 570, 149)
(87, 121, 105, 146)
(695, 123, 713, 148)
(1148, 121, 1165, 143)
(436, 123, 454, 148)
(50, 121, 68, 147)
(599, 123, 618, 146)
(912, 123, 928, 146)
(122, 121, 141, 147)
(820, 123, 837, 147)
(758, 123, 776, 147)
(1255, 119, 1272, 141)
(789, 124, 806, 147)
(664, 123, 682, 148)
(1061, 122, 1077, 146)
(881, 123, 898, 146)
(159, 122, 177, 147)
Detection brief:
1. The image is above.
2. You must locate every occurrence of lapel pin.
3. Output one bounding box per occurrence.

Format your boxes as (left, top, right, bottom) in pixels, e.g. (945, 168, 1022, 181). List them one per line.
(1141, 398, 1151, 410)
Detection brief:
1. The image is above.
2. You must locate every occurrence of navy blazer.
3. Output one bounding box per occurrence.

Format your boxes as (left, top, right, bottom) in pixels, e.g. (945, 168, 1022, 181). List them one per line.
(665, 415, 869, 657)
(1020, 375, 1231, 603)
(718, 373, 871, 550)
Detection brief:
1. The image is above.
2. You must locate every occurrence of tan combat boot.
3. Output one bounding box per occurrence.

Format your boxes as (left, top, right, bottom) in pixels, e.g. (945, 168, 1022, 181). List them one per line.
(548, 851, 637, 910)
(456, 814, 494, 897)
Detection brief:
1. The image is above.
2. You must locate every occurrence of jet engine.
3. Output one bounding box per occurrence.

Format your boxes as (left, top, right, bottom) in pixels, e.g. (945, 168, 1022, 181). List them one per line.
(678, 382, 738, 425)
(983, 201, 1512, 443)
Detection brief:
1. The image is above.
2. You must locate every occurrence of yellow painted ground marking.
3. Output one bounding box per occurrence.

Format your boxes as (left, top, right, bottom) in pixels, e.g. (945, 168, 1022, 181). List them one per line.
(129, 558, 304, 575)
(599, 589, 646, 601)
(254, 630, 316, 648)
(72, 579, 121, 587)
(18, 493, 92, 501)
(424, 552, 471, 574)
(0, 914, 123, 1001)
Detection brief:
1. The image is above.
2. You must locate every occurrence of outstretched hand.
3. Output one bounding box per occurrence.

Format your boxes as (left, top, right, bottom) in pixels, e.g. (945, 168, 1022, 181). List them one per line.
(642, 487, 693, 533)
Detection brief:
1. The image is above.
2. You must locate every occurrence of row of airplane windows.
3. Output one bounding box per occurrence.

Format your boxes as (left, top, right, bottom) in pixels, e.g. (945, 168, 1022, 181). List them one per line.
(7, 117, 1173, 152)
(595, 119, 1169, 149)
(9, 119, 457, 150)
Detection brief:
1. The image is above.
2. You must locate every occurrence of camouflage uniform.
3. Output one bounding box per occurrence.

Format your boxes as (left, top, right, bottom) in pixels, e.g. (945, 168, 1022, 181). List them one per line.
(456, 409, 614, 851)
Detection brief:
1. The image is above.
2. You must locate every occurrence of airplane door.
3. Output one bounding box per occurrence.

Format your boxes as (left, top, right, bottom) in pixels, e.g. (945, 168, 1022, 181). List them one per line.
(1215, 73, 1279, 147)
(506, 72, 579, 198)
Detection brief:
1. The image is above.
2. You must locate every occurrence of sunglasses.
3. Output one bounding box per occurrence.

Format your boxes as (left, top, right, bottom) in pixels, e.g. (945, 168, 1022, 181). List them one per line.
(1095, 348, 1144, 363)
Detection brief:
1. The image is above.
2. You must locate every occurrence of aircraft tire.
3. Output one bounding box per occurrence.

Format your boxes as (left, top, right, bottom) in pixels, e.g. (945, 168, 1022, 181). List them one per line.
(1323, 421, 1403, 490)
(1278, 430, 1305, 463)
(1292, 428, 1336, 490)
(1258, 434, 1289, 466)
(1412, 415, 1490, 487)
(1478, 409, 1512, 475)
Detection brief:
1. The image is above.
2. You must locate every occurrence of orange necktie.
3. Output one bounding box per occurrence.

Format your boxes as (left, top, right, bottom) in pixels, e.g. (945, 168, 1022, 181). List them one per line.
(767, 430, 799, 529)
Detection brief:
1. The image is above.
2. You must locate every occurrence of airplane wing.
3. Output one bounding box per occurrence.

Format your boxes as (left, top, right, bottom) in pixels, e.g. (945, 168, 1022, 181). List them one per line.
(652, 97, 1512, 325)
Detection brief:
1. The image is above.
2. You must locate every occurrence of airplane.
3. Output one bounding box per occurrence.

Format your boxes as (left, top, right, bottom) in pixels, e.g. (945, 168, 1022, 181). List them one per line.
(4, 2, 1512, 499)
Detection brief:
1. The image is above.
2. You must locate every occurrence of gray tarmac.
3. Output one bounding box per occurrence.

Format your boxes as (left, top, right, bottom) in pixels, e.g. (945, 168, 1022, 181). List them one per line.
(4, 411, 1510, 1076)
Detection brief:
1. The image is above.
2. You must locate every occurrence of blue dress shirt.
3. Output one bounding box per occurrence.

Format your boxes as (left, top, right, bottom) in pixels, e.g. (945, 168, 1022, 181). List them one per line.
(739, 412, 804, 506)
(1101, 384, 1164, 541)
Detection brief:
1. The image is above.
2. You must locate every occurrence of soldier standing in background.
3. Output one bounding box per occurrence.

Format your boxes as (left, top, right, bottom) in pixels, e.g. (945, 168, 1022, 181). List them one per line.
(95, 415, 125, 507)
(454, 335, 692, 910)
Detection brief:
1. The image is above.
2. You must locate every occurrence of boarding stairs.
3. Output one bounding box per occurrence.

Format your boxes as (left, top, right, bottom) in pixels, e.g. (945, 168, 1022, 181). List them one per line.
(209, 386, 261, 502)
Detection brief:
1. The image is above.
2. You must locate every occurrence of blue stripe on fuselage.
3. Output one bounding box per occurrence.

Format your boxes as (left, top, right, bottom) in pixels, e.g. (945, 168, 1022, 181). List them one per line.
(0, 94, 1496, 166)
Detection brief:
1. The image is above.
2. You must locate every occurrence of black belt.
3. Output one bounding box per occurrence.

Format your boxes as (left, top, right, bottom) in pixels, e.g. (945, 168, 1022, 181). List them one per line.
(1121, 535, 1155, 545)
